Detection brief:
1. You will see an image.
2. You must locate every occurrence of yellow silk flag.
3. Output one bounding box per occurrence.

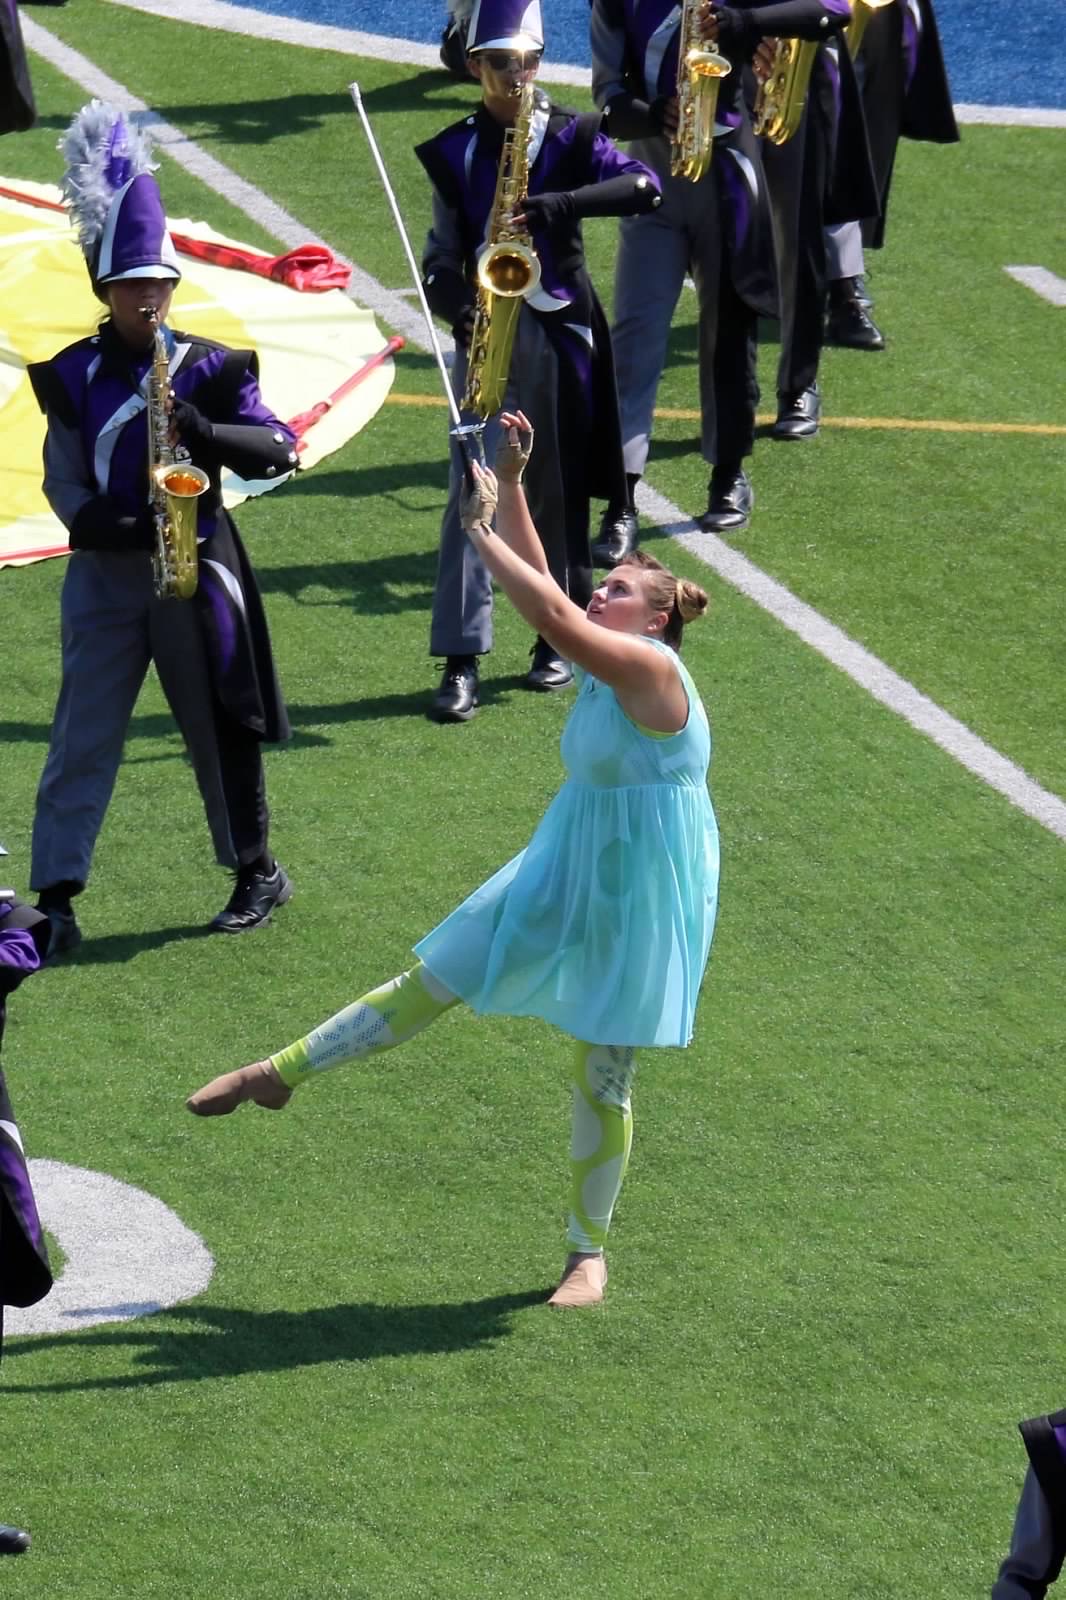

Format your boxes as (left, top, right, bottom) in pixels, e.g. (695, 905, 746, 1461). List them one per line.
(0, 180, 398, 568)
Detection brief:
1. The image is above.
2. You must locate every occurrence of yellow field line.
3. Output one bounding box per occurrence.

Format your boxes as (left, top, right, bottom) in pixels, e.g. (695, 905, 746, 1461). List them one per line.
(384, 392, 1066, 437)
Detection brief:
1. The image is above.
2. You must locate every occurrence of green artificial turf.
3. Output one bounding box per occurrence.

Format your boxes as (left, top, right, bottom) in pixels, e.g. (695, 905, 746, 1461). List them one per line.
(2, 6, 1064, 1597)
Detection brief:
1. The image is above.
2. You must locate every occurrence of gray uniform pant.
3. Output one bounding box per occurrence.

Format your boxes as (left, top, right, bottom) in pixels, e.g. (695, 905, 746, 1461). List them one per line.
(430, 316, 592, 658)
(611, 137, 759, 478)
(824, 219, 866, 281)
(30, 549, 264, 892)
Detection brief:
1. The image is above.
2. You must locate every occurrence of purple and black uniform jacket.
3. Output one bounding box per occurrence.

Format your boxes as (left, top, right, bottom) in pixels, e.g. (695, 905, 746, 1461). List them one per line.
(592, 0, 854, 138)
(415, 93, 659, 501)
(859, 0, 958, 248)
(736, 1, 880, 228)
(27, 324, 293, 740)
(894, 0, 958, 144)
(590, 0, 801, 318)
(0, 900, 53, 1335)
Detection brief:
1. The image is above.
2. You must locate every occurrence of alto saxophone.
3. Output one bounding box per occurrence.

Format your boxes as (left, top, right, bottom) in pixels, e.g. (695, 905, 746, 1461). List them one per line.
(460, 79, 542, 421)
(753, 38, 818, 145)
(670, 0, 732, 182)
(142, 307, 208, 601)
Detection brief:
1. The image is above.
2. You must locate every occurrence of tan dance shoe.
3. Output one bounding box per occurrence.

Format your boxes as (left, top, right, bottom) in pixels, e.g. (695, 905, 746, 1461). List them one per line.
(547, 1253, 607, 1308)
(186, 1060, 292, 1116)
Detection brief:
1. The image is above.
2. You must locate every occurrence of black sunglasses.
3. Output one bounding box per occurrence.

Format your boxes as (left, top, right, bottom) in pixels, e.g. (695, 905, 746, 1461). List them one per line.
(479, 50, 542, 71)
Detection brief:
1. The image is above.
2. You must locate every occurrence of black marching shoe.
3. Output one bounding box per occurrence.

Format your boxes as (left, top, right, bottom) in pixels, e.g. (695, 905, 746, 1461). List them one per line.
(41, 907, 82, 962)
(210, 862, 292, 934)
(825, 277, 885, 351)
(772, 384, 821, 440)
(428, 656, 479, 723)
(591, 505, 639, 568)
(0, 1526, 30, 1556)
(699, 467, 754, 533)
(526, 637, 573, 692)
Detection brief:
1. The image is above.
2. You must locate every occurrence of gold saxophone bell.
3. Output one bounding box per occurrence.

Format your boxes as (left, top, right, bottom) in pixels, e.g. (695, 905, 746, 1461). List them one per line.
(687, 46, 732, 84)
(151, 462, 209, 601)
(142, 306, 209, 601)
(669, 0, 731, 184)
(461, 80, 541, 420)
(476, 238, 542, 299)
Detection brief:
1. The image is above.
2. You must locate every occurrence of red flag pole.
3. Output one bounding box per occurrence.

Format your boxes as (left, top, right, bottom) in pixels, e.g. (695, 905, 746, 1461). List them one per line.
(287, 334, 404, 451)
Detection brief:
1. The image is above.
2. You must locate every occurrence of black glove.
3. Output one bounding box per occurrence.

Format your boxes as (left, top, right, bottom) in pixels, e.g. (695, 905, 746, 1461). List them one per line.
(711, 6, 758, 51)
(69, 497, 156, 553)
(451, 305, 477, 351)
(518, 190, 576, 232)
(171, 397, 215, 451)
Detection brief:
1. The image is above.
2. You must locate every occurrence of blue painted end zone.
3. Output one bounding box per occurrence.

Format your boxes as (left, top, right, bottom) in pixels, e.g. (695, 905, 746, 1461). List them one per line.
(218, 0, 1065, 112)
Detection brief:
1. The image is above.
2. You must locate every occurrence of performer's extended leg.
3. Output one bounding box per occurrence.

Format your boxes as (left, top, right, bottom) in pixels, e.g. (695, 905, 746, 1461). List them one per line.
(549, 1042, 637, 1309)
(186, 962, 459, 1114)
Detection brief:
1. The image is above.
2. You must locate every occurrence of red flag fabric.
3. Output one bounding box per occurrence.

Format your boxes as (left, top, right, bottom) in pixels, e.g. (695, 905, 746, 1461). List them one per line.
(171, 236, 352, 292)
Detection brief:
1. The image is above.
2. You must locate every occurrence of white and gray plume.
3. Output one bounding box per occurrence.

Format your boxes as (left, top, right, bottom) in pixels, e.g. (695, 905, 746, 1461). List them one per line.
(446, 0, 474, 22)
(59, 100, 158, 259)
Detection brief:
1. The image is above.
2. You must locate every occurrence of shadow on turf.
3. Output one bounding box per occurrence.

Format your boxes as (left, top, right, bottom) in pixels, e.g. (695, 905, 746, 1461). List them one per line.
(43, 923, 214, 968)
(255, 547, 439, 612)
(1, 1291, 548, 1390)
(288, 672, 533, 724)
(29, 77, 475, 146)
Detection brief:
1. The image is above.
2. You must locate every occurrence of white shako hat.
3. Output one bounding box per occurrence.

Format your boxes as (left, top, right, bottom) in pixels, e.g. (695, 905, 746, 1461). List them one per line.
(60, 100, 181, 291)
(466, 0, 544, 54)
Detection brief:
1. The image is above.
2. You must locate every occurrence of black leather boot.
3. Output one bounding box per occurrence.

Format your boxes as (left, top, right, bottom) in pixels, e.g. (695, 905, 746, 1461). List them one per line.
(428, 656, 479, 722)
(591, 505, 639, 567)
(772, 384, 821, 440)
(825, 277, 885, 350)
(699, 467, 754, 533)
(210, 862, 292, 933)
(526, 637, 572, 691)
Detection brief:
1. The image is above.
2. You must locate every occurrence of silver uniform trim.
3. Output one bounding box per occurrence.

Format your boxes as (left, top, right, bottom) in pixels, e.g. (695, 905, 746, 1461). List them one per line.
(202, 556, 247, 617)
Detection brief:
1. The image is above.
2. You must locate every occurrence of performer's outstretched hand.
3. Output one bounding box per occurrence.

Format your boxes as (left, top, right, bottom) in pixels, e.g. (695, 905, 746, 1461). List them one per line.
(495, 410, 534, 483)
(460, 462, 499, 532)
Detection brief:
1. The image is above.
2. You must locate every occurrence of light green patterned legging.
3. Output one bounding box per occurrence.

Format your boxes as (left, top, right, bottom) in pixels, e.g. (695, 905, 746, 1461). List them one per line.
(270, 962, 638, 1253)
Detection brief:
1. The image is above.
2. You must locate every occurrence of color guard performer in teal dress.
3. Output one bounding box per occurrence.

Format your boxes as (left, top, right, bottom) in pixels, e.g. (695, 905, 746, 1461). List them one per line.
(188, 415, 720, 1309)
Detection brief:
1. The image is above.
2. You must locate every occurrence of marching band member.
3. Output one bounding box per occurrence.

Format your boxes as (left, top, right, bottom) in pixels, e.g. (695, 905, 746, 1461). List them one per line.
(753, 10, 880, 438)
(416, 0, 660, 723)
(824, 0, 958, 349)
(27, 103, 296, 954)
(188, 414, 720, 1313)
(589, 0, 779, 544)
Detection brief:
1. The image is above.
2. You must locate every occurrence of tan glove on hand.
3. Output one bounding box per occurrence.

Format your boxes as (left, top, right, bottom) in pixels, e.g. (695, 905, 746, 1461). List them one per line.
(460, 464, 499, 532)
(494, 410, 534, 484)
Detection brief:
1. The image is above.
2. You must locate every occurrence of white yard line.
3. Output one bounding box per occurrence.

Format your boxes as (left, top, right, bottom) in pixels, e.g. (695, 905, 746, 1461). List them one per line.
(20, 15, 1066, 844)
(1005, 266, 1066, 308)
(98, 0, 1066, 125)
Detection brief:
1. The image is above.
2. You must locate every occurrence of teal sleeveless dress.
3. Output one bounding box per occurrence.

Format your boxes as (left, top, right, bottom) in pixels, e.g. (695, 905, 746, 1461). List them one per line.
(414, 638, 719, 1046)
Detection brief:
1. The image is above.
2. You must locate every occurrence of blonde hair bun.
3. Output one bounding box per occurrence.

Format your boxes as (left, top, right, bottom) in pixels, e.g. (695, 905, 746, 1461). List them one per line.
(675, 578, 708, 625)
